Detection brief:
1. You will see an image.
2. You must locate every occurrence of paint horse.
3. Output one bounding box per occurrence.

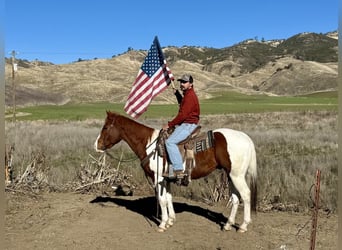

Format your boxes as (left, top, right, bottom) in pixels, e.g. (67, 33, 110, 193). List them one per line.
(94, 111, 257, 233)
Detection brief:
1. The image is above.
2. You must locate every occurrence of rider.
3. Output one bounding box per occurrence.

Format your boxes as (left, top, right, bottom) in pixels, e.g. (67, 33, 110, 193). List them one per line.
(162, 74, 200, 178)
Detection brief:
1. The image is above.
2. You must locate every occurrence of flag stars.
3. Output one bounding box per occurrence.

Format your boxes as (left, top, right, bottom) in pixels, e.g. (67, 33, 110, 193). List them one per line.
(141, 45, 164, 77)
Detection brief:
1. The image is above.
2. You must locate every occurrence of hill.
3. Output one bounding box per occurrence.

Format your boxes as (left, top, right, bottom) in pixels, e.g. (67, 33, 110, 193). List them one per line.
(5, 31, 338, 107)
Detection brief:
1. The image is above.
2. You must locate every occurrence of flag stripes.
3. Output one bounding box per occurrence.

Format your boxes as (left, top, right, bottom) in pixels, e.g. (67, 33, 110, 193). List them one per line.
(124, 37, 173, 118)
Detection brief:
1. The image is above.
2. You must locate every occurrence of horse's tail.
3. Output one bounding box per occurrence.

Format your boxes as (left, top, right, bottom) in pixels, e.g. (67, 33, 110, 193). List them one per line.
(247, 142, 257, 213)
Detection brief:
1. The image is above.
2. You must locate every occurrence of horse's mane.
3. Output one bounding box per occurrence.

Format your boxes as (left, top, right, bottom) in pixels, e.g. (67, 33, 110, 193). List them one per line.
(107, 111, 154, 131)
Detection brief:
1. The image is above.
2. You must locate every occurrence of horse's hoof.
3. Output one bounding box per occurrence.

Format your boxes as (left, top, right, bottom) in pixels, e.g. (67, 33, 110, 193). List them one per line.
(157, 227, 166, 233)
(166, 220, 174, 228)
(223, 224, 232, 231)
(237, 228, 247, 233)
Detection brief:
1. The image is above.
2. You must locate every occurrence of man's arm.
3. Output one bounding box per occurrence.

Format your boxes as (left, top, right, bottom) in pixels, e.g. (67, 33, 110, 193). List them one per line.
(174, 89, 182, 104)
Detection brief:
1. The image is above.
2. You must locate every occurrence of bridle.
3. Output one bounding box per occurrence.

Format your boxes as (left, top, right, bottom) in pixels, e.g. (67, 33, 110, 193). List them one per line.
(102, 134, 160, 163)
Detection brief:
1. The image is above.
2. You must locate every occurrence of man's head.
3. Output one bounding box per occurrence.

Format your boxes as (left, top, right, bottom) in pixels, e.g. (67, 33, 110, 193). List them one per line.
(178, 74, 193, 83)
(177, 74, 193, 90)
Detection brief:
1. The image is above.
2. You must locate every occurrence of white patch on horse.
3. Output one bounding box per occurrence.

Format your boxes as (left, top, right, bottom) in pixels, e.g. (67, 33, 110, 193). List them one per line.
(214, 128, 257, 232)
(94, 134, 104, 153)
(146, 129, 164, 183)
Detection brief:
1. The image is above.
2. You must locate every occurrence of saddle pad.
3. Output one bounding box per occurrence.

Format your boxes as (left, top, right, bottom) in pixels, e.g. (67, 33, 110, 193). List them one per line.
(194, 130, 214, 153)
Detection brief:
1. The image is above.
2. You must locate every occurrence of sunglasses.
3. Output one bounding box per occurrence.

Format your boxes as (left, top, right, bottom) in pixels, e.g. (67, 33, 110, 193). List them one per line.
(180, 81, 188, 84)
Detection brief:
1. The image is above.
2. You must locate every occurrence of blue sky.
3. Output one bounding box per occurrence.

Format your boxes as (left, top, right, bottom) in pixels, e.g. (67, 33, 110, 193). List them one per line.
(5, 0, 338, 64)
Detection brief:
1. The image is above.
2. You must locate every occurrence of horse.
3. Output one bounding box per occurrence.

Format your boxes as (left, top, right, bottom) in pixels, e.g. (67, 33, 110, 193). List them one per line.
(94, 111, 257, 233)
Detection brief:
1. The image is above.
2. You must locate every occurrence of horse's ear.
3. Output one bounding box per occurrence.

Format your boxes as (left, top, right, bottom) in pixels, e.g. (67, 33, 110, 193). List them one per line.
(105, 111, 116, 122)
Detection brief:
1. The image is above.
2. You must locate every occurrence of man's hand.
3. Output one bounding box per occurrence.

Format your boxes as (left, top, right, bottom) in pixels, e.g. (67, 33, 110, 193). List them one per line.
(162, 124, 169, 130)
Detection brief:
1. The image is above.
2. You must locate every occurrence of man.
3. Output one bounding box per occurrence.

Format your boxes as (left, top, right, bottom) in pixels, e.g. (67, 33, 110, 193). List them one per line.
(162, 74, 200, 178)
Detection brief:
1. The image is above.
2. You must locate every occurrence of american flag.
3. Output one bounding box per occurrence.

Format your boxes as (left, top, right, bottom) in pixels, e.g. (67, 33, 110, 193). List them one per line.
(124, 36, 174, 118)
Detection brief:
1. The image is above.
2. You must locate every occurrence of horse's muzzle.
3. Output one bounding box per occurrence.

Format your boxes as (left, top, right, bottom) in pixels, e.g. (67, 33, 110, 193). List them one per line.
(94, 136, 105, 153)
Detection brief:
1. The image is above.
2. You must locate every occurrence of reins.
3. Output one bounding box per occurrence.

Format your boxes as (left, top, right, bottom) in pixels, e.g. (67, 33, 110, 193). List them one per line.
(104, 136, 159, 163)
(104, 151, 138, 162)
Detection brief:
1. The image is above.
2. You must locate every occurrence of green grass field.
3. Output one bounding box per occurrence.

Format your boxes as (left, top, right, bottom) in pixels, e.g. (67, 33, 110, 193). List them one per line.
(7, 90, 337, 121)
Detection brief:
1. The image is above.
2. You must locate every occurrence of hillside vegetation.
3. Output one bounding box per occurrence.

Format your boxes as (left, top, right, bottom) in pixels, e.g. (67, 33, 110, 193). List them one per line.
(5, 31, 337, 107)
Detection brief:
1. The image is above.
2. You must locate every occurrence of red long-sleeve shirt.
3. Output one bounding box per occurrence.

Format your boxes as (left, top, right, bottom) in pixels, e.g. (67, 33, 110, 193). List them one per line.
(168, 88, 200, 127)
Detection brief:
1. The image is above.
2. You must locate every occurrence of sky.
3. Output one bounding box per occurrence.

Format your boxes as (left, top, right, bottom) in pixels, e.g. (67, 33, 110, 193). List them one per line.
(5, 0, 338, 64)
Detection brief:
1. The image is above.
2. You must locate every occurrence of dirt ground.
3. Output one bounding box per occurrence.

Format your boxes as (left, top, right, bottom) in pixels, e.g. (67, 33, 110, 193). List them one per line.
(5, 191, 337, 250)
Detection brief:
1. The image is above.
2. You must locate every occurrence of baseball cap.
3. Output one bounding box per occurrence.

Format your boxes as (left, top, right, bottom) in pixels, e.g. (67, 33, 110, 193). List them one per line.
(177, 74, 193, 83)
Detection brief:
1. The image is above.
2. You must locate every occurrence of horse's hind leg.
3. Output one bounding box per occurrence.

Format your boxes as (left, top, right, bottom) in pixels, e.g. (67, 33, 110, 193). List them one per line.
(224, 192, 239, 231)
(225, 176, 251, 233)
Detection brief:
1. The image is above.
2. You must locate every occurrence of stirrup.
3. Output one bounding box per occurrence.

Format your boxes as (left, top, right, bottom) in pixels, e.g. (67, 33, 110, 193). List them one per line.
(174, 170, 186, 179)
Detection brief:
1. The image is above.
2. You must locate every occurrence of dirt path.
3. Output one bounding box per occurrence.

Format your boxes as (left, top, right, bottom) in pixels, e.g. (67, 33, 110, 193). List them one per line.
(5, 192, 337, 250)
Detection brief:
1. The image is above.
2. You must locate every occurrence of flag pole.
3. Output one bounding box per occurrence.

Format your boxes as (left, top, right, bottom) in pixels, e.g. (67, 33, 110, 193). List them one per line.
(171, 80, 176, 90)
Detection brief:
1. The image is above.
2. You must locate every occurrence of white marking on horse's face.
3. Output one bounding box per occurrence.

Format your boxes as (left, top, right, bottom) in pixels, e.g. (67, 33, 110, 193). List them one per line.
(94, 134, 105, 153)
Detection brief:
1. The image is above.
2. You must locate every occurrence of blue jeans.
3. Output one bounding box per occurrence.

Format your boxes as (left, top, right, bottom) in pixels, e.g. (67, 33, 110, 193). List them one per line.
(165, 123, 198, 171)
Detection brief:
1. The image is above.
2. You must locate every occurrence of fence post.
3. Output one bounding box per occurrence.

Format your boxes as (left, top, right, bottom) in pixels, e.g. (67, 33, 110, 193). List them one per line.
(310, 169, 321, 250)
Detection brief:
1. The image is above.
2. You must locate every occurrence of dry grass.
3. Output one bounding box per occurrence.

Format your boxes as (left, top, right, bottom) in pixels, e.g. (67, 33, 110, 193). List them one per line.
(5, 111, 337, 211)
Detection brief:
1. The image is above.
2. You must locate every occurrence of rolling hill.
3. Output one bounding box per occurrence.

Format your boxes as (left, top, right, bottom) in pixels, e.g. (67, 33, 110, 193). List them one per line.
(5, 31, 338, 107)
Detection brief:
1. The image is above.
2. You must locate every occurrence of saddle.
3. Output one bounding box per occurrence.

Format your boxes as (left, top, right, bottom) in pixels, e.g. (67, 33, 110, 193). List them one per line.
(157, 126, 215, 185)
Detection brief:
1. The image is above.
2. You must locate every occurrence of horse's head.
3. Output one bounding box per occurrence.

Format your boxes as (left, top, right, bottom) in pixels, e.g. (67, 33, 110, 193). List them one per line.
(94, 111, 122, 152)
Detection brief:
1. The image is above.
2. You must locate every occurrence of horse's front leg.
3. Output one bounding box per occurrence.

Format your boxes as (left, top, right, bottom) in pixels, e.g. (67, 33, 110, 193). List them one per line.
(165, 191, 176, 228)
(157, 181, 173, 232)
